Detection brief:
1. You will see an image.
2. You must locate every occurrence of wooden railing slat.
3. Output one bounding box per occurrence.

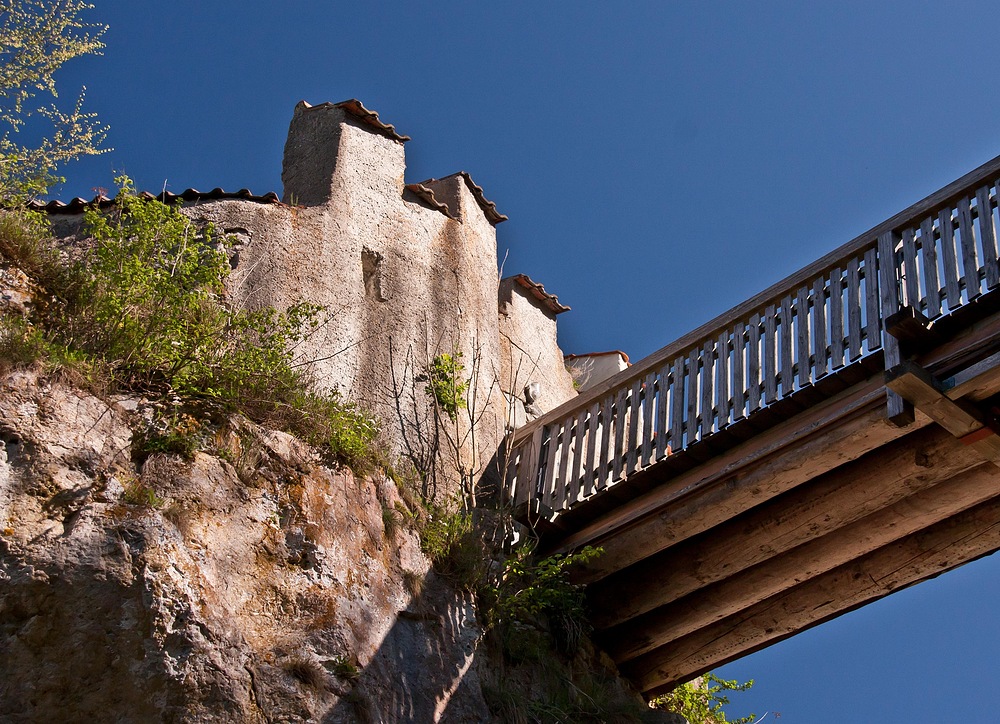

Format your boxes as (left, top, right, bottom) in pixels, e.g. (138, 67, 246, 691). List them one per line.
(655, 365, 670, 461)
(864, 247, 880, 351)
(901, 228, 920, 308)
(670, 356, 686, 451)
(583, 401, 600, 498)
(569, 412, 584, 506)
(958, 196, 981, 300)
(779, 295, 794, 395)
(940, 208, 962, 309)
(847, 256, 863, 359)
(763, 305, 778, 403)
(920, 215, 941, 318)
(642, 371, 656, 467)
(812, 276, 828, 378)
(613, 388, 628, 483)
(541, 424, 559, 510)
(732, 321, 746, 420)
(795, 286, 811, 388)
(598, 395, 612, 491)
(830, 266, 845, 369)
(700, 340, 715, 436)
(976, 185, 1000, 290)
(626, 379, 642, 475)
(716, 330, 730, 427)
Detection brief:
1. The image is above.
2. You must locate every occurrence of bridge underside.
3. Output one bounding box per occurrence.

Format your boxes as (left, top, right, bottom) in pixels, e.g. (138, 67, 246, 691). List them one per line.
(535, 299, 1000, 696)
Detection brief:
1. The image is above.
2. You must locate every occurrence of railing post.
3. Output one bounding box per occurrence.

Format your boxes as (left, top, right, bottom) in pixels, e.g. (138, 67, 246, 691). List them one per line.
(878, 230, 915, 426)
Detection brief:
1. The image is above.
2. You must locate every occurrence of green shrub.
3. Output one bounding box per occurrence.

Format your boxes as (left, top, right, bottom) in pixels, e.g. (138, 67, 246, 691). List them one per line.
(650, 673, 755, 724)
(419, 350, 468, 421)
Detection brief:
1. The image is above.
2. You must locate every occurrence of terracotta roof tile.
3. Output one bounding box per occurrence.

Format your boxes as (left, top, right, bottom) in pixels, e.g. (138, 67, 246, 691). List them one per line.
(509, 273, 570, 314)
(404, 183, 455, 218)
(293, 99, 411, 143)
(28, 188, 282, 214)
(421, 171, 508, 226)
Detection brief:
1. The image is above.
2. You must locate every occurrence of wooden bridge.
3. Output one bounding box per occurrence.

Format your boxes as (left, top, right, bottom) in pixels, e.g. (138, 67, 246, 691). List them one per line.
(505, 153, 1000, 697)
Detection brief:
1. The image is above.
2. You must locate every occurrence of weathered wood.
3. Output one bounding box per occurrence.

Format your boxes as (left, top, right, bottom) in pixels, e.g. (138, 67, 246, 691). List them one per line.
(716, 330, 730, 426)
(699, 341, 715, 436)
(779, 295, 794, 395)
(583, 402, 600, 498)
(864, 246, 880, 351)
(878, 230, 912, 424)
(795, 285, 811, 387)
(847, 257, 863, 359)
(642, 371, 656, 467)
(732, 321, 746, 420)
(612, 388, 628, 483)
(940, 208, 962, 308)
(884, 305, 940, 353)
(812, 276, 828, 378)
(670, 356, 685, 451)
(605, 453, 997, 662)
(626, 379, 642, 475)
(958, 196, 981, 298)
(920, 215, 941, 317)
(569, 412, 584, 506)
(513, 425, 544, 510)
(597, 394, 612, 490)
(901, 227, 920, 308)
(588, 423, 976, 629)
(556, 414, 574, 510)
(552, 381, 916, 582)
(830, 266, 845, 368)
(626, 479, 1000, 695)
(686, 349, 700, 441)
(976, 184, 999, 289)
(655, 365, 670, 461)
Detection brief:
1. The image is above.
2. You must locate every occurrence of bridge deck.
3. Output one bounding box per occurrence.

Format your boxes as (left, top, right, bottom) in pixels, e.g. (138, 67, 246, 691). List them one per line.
(504, 153, 1000, 694)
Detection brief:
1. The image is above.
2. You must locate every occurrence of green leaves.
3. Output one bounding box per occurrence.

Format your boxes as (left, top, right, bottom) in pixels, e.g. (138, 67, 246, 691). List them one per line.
(419, 350, 468, 421)
(651, 672, 756, 724)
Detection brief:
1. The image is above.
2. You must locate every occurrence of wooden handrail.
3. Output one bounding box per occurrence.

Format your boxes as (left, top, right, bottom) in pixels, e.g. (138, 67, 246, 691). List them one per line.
(508, 151, 1000, 519)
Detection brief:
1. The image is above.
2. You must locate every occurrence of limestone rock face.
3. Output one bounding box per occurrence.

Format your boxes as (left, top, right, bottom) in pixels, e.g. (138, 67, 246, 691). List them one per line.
(0, 371, 491, 722)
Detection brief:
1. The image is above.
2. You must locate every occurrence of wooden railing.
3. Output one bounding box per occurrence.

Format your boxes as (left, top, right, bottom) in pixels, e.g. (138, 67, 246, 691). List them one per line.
(507, 153, 1000, 521)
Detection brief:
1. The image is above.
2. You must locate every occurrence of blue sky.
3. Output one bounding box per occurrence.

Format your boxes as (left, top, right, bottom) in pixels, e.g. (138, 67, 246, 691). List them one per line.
(42, 1, 1000, 720)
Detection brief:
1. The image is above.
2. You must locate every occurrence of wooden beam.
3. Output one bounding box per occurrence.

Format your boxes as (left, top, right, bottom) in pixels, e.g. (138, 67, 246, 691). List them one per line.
(622, 468, 1000, 695)
(587, 424, 981, 630)
(551, 381, 921, 582)
(886, 361, 1000, 463)
(602, 446, 996, 662)
(884, 305, 941, 354)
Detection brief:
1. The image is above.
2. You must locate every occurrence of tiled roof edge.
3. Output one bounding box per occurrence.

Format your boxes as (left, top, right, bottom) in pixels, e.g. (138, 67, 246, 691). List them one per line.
(293, 99, 411, 143)
(508, 273, 570, 314)
(421, 171, 508, 226)
(404, 183, 456, 219)
(27, 188, 282, 214)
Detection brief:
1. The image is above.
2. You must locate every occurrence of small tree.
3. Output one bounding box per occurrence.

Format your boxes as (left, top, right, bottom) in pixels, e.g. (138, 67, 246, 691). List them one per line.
(0, 0, 109, 199)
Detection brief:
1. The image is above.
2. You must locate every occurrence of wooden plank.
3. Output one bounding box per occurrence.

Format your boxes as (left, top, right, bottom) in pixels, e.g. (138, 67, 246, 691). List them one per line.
(597, 395, 612, 491)
(796, 285, 811, 387)
(569, 412, 584, 506)
(670, 356, 685, 452)
(605, 456, 997, 661)
(920, 215, 941, 317)
(551, 381, 915, 582)
(878, 230, 911, 424)
(847, 256, 863, 359)
(747, 313, 762, 411)
(864, 246, 880, 352)
(540, 423, 560, 509)
(589, 424, 981, 630)
(513, 425, 544, 510)
(555, 414, 574, 511)
(779, 295, 794, 395)
(686, 349, 701, 442)
(626, 379, 642, 475)
(812, 276, 828, 378)
(901, 227, 920, 308)
(958, 195, 981, 299)
(830, 266, 845, 368)
(655, 365, 670, 461)
(642, 371, 656, 467)
(699, 340, 715, 435)
(627, 483, 1000, 695)
(583, 402, 600, 498)
(716, 330, 730, 427)
(976, 184, 1000, 290)
(939, 208, 961, 308)
(612, 388, 628, 483)
(732, 321, 746, 420)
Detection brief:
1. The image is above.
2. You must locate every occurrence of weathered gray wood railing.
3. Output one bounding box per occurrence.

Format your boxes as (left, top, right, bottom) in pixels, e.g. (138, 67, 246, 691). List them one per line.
(507, 154, 1000, 522)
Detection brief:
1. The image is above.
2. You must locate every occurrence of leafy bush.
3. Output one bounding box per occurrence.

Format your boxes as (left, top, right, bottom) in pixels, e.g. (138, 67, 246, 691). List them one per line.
(419, 350, 468, 420)
(0, 180, 379, 470)
(650, 673, 755, 724)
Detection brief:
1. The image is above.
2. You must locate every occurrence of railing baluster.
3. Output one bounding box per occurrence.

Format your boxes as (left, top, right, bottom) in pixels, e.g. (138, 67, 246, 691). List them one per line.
(612, 387, 628, 482)
(878, 230, 909, 423)
(939, 208, 961, 309)
(830, 266, 844, 369)
(847, 256, 863, 359)
(642, 370, 656, 467)
(732, 321, 746, 421)
(541, 423, 560, 510)
(863, 247, 880, 352)
(670, 356, 685, 450)
(901, 228, 920, 309)
(763, 305, 778, 403)
(655, 364, 670, 461)
(716, 330, 730, 427)
(569, 411, 584, 506)
(795, 286, 811, 388)
(686, 349, 700, 441)
(920, 216, 941, 318)
(958, 196, 980, 299)
(583, 401, 600, 498)
(597, 394, 612, 491)
(700, 340, 715, 436)
(976, 184, 999, 290)
(626, 379, 642, 475)
(748, 312, 762, 411)
(779, 295, 794, 395)
(812, 276, 828, 378)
